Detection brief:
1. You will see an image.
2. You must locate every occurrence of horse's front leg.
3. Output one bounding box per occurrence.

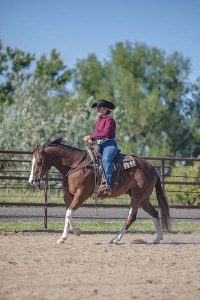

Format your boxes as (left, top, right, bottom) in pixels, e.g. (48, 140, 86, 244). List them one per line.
(57, 171, 94, 244)
(57, 208, 73, 244)
(57, 187, 73, 244)
(57, 207, 81, 244)
(57, 191, 91, 244)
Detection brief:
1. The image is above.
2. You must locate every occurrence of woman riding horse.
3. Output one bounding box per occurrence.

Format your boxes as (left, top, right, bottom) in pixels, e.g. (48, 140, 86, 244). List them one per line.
(83, 99, 118, 194)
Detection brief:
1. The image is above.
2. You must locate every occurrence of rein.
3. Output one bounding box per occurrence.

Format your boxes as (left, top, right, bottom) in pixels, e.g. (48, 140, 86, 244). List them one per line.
(66, 150, 92, 178)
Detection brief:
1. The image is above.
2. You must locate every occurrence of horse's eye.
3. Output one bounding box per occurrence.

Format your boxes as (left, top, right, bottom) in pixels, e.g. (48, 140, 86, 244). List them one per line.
(37, 161, 42, 166)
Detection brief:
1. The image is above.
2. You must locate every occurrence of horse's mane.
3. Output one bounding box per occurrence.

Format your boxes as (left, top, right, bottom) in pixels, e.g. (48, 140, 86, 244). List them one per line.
(45, 137, 64, 146)
(44, 137, 82, 151)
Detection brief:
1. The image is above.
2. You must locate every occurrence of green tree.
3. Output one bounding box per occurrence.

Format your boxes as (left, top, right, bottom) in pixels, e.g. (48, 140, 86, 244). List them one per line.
(167, 158, 200, 205)
(74, 53, 105, 98)
(0, 40, 35, 104)
(190, 78, 200, 156)
(35, 49, 72, 91)
(0, 41, 72, 105)
(0, 78, 96, 150)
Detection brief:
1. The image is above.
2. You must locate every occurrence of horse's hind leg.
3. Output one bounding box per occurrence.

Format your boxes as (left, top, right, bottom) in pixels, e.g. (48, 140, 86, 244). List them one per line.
(110, 195, 140, 244)
(141, 198, 163, 244)
(109, 208, 138, 244)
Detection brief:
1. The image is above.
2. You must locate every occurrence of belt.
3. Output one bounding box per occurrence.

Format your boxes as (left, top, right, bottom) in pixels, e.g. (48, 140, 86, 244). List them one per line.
(96, 138, 115, 144)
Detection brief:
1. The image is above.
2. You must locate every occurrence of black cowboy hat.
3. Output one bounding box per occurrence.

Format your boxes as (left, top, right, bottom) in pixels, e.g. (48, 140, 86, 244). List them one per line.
(91, 99, 115, 110)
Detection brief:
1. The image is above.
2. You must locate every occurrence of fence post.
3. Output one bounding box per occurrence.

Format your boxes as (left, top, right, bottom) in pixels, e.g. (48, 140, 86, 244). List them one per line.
(161, 159, 165, 190)
(43, 174, 48, 229)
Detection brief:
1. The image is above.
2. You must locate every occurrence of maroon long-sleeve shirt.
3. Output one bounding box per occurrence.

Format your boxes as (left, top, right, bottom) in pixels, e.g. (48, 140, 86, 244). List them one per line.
(90, 114, 116, 141)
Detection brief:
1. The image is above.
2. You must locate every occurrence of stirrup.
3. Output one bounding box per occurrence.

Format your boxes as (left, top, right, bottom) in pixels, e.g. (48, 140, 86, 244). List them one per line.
(104, 186, 112, 195)
(98, 181, 108, 191)
(99, 181, 112, 195)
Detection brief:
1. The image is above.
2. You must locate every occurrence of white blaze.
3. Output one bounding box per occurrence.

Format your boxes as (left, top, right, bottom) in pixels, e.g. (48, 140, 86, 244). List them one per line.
(29, 157, 36, 183)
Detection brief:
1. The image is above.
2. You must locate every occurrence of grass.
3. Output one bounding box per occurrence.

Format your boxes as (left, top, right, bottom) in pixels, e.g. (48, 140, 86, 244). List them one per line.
(0, 220, 200, 233)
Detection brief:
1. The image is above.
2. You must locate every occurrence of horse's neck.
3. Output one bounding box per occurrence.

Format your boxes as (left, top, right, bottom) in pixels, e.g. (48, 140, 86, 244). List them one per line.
(45, 145, 83, 174)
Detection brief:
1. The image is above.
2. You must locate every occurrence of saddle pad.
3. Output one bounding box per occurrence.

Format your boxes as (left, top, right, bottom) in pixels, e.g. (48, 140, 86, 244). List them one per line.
(113, 155, 137, 171)
(123, 156, 137, 169)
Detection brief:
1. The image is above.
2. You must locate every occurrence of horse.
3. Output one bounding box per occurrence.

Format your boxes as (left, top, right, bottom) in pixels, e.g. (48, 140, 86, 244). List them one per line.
(29, 138, 171, 244)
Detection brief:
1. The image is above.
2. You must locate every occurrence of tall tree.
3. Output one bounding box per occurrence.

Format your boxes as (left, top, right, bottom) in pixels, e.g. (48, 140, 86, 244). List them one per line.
(0, 41, 72, 105)
(0, 40, 35, 104)
(0, 78, 96, 150)
(190, 78, 200, 156)
(74, 53, 105, 98)
(35, 49, 71, 91)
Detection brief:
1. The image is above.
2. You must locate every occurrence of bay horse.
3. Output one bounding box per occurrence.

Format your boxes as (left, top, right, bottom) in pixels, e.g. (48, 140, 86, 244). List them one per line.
(29, 138, 171, 244)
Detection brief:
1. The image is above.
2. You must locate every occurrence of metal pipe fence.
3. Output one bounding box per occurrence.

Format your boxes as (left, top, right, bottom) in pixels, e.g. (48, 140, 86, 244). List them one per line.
(0, 149, 200, 229)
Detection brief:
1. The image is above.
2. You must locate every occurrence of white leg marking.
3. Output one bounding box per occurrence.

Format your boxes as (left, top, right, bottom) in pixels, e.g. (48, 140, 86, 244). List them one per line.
(29, 157, 35, 184)
(109, 228, 126, 244)
(57, 209, 81, 244)
(128, 207, 133, 218)
(152, 217, 163, 244)
(109, 208, 132, 244)
(57, 209, 71, 244)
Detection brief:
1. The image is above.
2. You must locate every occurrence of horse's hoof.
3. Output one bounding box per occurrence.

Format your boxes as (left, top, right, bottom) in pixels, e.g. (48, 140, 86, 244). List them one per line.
(56, 238, 66, 244)
(109, 238, 119, 245)
(153, 238, 161, 244)
(113, 240, 120, 245)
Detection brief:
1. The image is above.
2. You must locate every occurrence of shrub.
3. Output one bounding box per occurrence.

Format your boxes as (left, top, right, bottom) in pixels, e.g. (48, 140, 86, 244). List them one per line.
(166, 158, 200, 205)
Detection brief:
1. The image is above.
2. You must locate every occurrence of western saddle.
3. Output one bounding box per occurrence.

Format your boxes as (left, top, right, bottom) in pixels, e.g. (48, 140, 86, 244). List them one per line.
(87, 142, 137, 195)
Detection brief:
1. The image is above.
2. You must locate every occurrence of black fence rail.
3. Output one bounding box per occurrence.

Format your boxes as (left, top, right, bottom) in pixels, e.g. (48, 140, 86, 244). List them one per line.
(0, 149, 200, 229)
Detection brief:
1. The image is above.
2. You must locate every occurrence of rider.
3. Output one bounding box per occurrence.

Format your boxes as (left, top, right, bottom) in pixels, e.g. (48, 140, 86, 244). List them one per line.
(83, 99, 118, 193)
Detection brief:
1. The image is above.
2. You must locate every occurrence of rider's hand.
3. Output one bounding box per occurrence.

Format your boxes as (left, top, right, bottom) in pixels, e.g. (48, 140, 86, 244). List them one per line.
(83, 135, 91, 142)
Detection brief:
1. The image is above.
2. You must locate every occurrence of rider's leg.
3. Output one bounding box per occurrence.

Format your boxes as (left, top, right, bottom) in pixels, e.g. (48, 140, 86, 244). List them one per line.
(101, 140, 118, 189)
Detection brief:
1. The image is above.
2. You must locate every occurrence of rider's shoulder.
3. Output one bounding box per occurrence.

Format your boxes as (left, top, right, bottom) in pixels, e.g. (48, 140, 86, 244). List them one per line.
(104, 114, 115, 121)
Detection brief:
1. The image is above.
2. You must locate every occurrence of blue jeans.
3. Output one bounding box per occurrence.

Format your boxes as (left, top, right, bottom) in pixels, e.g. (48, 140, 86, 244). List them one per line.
(99, 140, 118, 186)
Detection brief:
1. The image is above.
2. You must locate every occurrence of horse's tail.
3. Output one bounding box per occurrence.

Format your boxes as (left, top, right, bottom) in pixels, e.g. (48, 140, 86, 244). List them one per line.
(155, 176, 171, 231)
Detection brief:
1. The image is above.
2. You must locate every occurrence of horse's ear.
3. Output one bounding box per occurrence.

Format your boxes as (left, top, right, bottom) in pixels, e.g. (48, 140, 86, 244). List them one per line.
(52, 137, 63, 145)
(56, 137, 63, 144)
(33, 144, 39, 153)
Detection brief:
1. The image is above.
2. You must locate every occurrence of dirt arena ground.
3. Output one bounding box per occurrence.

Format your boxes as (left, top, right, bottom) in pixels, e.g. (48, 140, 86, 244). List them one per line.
(0, 232, 200, 300)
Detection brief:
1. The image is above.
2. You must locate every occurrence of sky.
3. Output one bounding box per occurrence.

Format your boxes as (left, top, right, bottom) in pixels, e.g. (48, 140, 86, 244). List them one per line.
(0, 0, 200, 81)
